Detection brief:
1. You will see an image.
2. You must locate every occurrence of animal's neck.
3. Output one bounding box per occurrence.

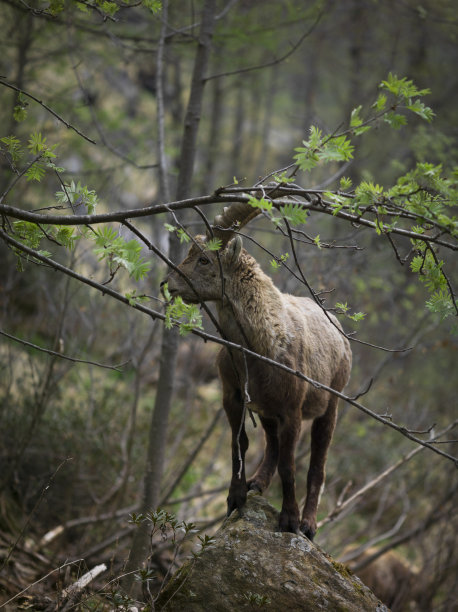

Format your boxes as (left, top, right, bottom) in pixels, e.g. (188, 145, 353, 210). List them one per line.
(216, 256, 288, 358)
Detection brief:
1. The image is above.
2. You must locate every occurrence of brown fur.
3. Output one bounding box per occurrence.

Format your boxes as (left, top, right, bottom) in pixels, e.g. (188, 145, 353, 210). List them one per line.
(164, 235, 352, 538)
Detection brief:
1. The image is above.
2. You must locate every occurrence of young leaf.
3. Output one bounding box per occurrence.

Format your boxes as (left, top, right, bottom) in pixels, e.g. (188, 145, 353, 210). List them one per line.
(339, 176, 352, 191)
(247, 195, 272, 211)
(350, 106, 371, 136)
(0, 136, 23, 162)
(280, 203, 308, 225)
(384, 112, 408, 130)
(205, 238, 223, 251)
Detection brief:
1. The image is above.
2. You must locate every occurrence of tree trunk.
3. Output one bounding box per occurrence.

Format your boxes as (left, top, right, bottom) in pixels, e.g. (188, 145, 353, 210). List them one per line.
(122, 0, 216, 595)
(201, 77, 224, 193)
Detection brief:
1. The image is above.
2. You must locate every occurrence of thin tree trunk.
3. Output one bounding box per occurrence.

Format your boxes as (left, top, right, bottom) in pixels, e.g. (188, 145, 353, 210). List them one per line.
(122, 0, 216, 595)
(229, 83, 245, 180)
(175, 0, 216, 201)
(254, 66, 278, 179)
(202, 77, 224, 193)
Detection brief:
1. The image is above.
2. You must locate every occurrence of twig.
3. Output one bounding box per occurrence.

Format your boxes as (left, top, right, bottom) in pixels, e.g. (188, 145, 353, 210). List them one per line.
(0, 78, 96, 144)
(0, 329, 128, 371)
(344, 482, 458, 572)
(426, 243, 458, 316)
(0, 560, 84, 609)
(205, 11, 322, 81)
(0, 458, 72, 574)
(318, 420, 457, 530)
(0, 153, 42, 204)
(160, 408, 224, 503)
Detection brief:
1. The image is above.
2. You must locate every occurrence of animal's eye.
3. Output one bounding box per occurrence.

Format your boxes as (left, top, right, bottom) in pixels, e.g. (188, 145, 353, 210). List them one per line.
(198, 256, 210, 265)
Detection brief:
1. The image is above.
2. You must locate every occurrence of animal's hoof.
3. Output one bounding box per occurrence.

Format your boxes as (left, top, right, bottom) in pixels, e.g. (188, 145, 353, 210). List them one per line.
(247, 479, 263, 493)
(226, 487, 247, 516)
(279, 509, 300, 534)
(300, 520, 317, 541)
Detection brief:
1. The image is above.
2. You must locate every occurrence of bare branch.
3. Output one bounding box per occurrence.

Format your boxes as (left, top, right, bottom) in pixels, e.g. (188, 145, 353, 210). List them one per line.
(319, 420, 457, 531)
(0, 78, 96, 145)
(205, 11, 322, 81)
(0, 329, 128, 371)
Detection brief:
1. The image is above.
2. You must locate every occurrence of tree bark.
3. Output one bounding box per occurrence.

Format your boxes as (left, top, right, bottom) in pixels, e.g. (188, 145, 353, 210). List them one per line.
(122, 0, 216, 595)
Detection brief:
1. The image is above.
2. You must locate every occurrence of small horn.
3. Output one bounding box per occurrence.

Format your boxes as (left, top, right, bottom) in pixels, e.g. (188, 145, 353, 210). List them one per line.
(210, 201, 261, 245)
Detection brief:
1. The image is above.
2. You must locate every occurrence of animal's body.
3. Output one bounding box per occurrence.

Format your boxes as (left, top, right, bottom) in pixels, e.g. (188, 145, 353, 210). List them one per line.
(165, 220, 352, 539)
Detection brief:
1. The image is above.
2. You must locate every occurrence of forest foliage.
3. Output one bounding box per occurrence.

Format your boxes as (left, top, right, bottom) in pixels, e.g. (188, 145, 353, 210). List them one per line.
(0, 0, 457, 610)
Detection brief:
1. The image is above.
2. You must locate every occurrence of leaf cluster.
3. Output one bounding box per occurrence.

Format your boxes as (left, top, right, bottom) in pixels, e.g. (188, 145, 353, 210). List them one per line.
(1, 132, 64, 181)
(93, 226, 152, 281)
(163, 284, 203, 336)
(294, 74, 434, 176)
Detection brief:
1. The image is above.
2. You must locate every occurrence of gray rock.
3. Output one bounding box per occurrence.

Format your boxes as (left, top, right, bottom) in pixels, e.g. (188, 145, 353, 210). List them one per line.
(156, 493, 389, 611)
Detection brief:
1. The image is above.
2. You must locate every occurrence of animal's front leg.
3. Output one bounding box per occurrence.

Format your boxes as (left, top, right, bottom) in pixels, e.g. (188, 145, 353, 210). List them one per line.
(301, 398, 338, 541)
(224, 389, 249, 516)
(277, 417, 301, 533)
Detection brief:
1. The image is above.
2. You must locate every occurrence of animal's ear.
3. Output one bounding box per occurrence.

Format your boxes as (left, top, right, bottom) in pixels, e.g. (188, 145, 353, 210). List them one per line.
(224, 235, 242, 265)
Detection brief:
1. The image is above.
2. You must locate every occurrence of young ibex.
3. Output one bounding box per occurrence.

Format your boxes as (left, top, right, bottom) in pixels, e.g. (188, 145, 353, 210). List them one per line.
(163, 201, 352, 539)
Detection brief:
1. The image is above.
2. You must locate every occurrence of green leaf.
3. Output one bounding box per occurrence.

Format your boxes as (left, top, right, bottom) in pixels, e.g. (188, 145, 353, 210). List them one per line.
(165, 297, 203, 336)
(247, 195, 272, 211)
(280, 203, 308, 225)
(13, 106, 27, 122)
(1, 136, 23, 162)
(406, 99, 435, 122)
(272, 172, 295, 184)
(48, 0, 65, 14)
(335, 301, 349, 313)
(339, 177, 352, 191)
(354, 181, 384, 207)
(294, 126, 354, 172)
(55, 180, 98, 213)
(98, 0, 119, 17)
(142, 0, 162, 13)
(380, 73, 431, 100)
(384, 112, 408, 130)
(205, 238, 223, 251)
(25, 163, 46, 182)
(177, 228, 191, 243)
(349, 312, 366, 322)
(426, 290, 454, 320)
(293, 126, 322, 172)
(55, 226, 78, 250)
(270, 252, 289, 269)
(28, 132, 47, 154)
(93, 228, 151, 280)
(320, 135, 355, 162)
(372, 93, 387, 111)
(13, 220, 44, 249)
(350, 106, 371, 136)
(13, 93, 28, 122)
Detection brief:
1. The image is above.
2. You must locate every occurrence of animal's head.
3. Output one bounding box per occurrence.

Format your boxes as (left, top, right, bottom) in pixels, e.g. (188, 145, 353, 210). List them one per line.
(164, 234, 243, 303)
(162, 201, 259, 304)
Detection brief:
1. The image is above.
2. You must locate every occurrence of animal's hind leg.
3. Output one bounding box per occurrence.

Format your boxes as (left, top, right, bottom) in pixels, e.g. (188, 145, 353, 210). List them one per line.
(301, 396, 338, 540)
(247, 416, 279, 493)
(277, 415, 301, 533)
